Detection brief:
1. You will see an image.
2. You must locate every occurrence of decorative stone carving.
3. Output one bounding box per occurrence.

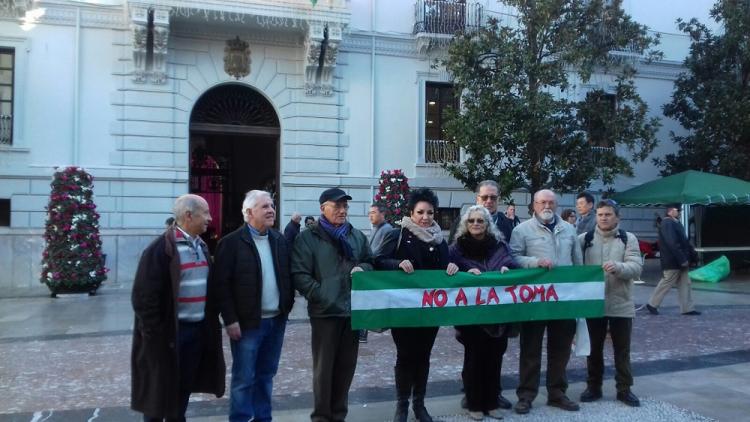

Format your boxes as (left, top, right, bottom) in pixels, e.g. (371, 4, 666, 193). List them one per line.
(305, 22, 342, 96)
(224, 36, 251, 80)
(130, 6, 149, 84)
(151, 7, 170, 84)
(0, 0, 33, 18)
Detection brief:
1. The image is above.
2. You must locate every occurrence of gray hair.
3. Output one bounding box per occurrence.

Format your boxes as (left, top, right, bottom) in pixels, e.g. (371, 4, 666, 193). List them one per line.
(476, 180, 500, 194)
(173, 194, 207, 223)
(453, 205, 504, 242)
(533, 189, 557, 202)
(241, 190, 273, 223)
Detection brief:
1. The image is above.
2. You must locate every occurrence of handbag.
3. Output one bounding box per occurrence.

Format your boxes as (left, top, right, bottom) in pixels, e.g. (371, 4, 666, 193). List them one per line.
(572, 318, 590, 357)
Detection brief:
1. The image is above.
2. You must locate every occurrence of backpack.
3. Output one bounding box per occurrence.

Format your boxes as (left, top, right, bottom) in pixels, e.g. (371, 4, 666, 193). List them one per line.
(582, 229, 628, 259)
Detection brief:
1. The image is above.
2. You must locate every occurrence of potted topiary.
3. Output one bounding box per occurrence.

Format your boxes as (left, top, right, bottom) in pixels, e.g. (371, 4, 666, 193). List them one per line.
(40, 166, 108, 297)
(373, 169, 410, 225)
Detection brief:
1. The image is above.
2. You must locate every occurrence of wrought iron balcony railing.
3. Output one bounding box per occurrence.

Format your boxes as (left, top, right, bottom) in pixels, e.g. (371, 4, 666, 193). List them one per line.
(413, 0, 483, 36)
(425, 139, 459, 163)
(0, 114, 11, 145)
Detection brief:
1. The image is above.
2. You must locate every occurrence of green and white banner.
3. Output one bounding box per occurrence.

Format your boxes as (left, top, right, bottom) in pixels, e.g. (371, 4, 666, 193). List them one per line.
(351, 266, 605, 329)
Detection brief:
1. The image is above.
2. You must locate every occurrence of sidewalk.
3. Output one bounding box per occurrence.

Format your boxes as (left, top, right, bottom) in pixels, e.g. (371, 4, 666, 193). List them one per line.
(1, 259, 749, 421)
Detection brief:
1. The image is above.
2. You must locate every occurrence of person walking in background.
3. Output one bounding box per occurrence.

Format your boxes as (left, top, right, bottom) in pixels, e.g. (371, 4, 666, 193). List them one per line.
(509, 189, 583, 415)
(505, 202, 521, 227)
(376, 187, 459, 422)
(304, 215, 316, 231)
(131, 194, 225, 422)
(575, 192, 596, 235)
(450, 205, 518, 420)
(561, 209, 577, 226)
(646, 203, 701, 316)
(283, 212, 302, 245)
(214, 190, 294, 422)
(578, 200, 642, 408)
(359, 204, 393, 344)
(292, 188, 374, 422)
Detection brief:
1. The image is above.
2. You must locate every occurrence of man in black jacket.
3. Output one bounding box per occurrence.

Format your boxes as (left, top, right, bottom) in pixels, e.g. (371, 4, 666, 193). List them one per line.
(214, 190, 295, 422)
(646, 203, 701, 316)
(284, 212, 302, 245)
(449, 180, 514, 244)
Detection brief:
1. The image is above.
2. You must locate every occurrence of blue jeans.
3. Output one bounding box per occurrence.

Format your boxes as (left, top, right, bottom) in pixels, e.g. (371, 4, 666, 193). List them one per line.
(229, 316, 287, 422)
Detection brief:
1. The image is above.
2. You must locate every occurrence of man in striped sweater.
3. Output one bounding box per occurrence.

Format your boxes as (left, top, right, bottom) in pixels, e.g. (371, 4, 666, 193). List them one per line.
(131, 194, 225, 421)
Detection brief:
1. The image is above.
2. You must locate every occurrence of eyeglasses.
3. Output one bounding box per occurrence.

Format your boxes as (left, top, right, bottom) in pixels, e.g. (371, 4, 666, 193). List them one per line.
(534, 200, 555, 207)
(467, 218, 485, 224)
(478, 195, 498, 201)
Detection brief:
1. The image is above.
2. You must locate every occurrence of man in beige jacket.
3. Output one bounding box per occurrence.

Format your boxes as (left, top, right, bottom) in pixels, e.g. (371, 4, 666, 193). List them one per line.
(578, 199, 642, 407)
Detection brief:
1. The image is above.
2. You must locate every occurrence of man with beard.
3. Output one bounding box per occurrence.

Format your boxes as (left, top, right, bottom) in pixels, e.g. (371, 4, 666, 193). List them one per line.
(509, 189, 583, 415)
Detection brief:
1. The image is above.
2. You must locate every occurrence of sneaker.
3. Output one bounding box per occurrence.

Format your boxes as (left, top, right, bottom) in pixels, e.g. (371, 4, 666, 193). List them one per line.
(646, 304, 659, 315)
(468, 410, 484, 420)
(682, 310, 701, 315)
(514, 399, 532, 414)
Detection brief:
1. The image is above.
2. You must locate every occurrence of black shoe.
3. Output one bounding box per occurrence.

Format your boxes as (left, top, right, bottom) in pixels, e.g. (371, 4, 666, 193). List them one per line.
(514, 399, 532, 414)
(646, 304, 659, 315)
(617, 390, 641, 407)
(579, 388, 602, 402)
(358, 330, 368, 343)
(497, 394, 512, 410)
(547, 395, 580, 411)
(682, 310, 701, 315)
(460, 395, 468, 409)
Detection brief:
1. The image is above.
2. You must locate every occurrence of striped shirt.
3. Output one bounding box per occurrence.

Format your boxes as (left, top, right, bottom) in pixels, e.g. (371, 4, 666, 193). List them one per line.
(175, 226, 209, 322)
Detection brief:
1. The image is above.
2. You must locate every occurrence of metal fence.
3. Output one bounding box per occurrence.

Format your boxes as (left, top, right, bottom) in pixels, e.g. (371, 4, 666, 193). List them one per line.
(425, 139, 460, 163)
(413, 0, 483, 35)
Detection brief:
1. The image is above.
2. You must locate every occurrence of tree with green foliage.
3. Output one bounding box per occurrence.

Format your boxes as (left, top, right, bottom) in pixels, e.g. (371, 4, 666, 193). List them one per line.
(656, 0, 750, 180)
(439, 0, 662, 195)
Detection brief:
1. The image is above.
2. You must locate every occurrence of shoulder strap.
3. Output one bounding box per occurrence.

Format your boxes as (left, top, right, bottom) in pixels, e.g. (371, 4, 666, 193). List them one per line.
(617, 229, 628, 246)
(583, 230, 595, 251)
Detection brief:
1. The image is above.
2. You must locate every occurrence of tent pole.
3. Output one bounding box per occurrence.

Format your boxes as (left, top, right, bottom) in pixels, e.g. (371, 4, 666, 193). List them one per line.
(681, 204, 690, 241)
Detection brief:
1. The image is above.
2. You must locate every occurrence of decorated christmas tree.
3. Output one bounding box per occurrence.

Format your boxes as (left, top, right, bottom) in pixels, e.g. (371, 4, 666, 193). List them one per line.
(40, 167, 107, 296)
(374, 169, 410, 225)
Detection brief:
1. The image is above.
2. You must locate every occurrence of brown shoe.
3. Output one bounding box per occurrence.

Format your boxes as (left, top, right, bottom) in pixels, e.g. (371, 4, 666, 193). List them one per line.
(514, 399, 532, 414)
(547, 395, 580, 411)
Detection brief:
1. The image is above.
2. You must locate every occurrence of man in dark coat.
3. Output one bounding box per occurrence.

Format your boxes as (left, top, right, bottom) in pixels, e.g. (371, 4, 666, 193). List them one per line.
(575, 192, 596, 235)
(215, 190, 295, 422)
(449, 180, 514, 244)
(283, 212, 302, 245)
(646, 203, 701, 315)
(131, 194, 225, 421)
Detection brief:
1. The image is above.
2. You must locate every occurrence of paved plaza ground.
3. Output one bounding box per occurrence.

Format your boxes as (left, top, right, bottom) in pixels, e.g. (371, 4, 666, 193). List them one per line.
(1, 259, 749, 421)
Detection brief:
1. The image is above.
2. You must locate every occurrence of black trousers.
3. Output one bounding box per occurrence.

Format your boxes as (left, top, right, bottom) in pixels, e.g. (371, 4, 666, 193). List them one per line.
(459, 325, 507, 412)
(585, 317, 633, 392)
(310, 317, 359, 422)
(516, 319, 576, 402)
(391, 326, 439, 399)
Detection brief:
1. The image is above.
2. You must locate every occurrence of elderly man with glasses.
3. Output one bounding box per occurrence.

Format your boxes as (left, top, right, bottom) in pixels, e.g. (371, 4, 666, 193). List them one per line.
(508, 189, 583, 415)
(292, 187, 374, 422)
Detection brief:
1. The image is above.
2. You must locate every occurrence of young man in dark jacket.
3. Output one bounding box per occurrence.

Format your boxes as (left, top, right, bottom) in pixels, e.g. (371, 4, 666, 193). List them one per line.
(214, 190, 295, 422)
(646, 203, 701, 315)
(131, 194, 225, 421)
(292, 187, 374, 422)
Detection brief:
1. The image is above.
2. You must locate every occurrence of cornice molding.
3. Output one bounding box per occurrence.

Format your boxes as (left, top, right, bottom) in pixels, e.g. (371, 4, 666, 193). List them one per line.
(28, 2, 129, 29)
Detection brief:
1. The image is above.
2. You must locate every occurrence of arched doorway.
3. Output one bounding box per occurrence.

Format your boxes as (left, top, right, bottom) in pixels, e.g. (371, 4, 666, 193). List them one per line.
(189, 84, 280, 251)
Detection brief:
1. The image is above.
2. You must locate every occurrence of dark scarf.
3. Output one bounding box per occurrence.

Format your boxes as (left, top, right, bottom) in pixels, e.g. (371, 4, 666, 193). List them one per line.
(457, 234, 497, 261)
(318, 215, 354, 259)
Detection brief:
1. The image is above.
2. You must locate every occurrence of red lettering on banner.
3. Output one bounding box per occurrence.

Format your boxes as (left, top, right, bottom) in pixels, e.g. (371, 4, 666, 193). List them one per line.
(475, 288, 486, 305)
(422, 290, 434, 307)
(434, 289, 448, 307)
(545, 284, 559, 302)
(519, 285, 534, 303)
(505, 285, 518, 303)
(487, 287, 500, 305)
(455, 288, 468, 306)
(534, 285, 546, 302)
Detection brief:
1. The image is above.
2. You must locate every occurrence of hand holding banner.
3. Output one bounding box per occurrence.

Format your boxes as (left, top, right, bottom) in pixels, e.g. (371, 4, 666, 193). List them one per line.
(351, 266, 605, 330)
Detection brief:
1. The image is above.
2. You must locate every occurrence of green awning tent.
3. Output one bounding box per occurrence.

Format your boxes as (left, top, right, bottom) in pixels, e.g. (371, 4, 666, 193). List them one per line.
(611, 170, 750, 206)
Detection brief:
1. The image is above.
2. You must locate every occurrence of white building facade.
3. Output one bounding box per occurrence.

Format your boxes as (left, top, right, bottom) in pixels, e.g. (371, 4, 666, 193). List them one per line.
(0, 0, 713, 295)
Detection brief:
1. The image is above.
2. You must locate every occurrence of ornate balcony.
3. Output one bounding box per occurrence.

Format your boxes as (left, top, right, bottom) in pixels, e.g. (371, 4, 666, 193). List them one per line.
(425, 139, 459, 163)
(413, 0, 483, 53)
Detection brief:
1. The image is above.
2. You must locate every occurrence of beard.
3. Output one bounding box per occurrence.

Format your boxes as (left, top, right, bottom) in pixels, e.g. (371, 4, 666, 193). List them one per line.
(539, 209, 555, 222)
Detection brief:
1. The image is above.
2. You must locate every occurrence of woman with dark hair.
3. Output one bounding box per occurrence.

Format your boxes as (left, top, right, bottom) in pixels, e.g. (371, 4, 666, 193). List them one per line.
(376, 187, 458, 422)
(561, 208, 577, 226)
(450, 205, 519, 420)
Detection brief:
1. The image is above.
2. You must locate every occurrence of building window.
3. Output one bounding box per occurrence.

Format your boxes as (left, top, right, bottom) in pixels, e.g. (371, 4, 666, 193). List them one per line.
(435, 207, 460, 232)
(584, 90, 617, 149)
(0, 198, 9, 226)
(425, 82, 459, 163)
(0, 48, 14, 146)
